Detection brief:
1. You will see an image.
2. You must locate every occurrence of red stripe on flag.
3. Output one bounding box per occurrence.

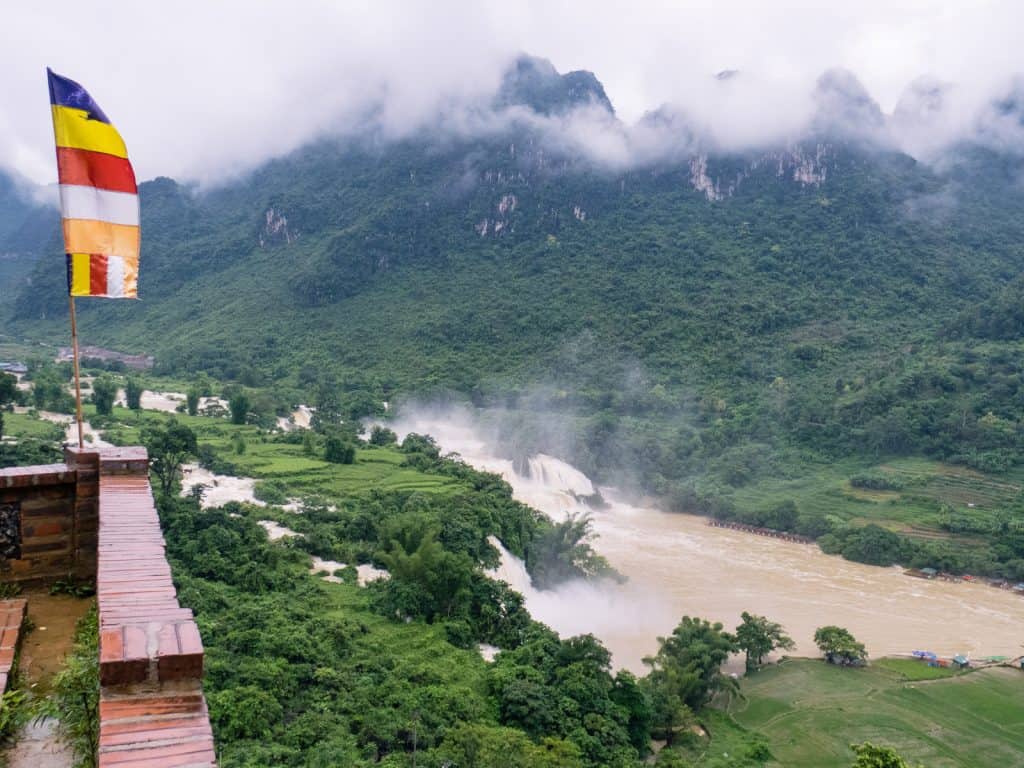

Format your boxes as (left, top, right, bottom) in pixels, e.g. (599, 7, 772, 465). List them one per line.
(56, 147, 137, 194)
(89, 254, 108, 295)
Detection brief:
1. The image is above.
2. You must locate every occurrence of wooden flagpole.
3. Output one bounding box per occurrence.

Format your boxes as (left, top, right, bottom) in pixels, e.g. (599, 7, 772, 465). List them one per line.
(68, 294, 84, 448)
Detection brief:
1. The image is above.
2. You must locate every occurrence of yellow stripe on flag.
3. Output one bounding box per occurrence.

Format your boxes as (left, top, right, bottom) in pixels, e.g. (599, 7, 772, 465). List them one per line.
(70, 253, 91, 296)
(122, 254, 139, 298)
(62, 219, 140, 260)
(51, 105, 128, 158)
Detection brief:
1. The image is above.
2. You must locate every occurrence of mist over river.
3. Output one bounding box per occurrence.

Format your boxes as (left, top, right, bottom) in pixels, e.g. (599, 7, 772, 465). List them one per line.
(389, 408, 1024, 673)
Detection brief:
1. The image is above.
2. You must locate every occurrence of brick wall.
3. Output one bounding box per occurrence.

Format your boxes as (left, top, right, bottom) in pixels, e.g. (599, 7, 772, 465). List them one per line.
(1, 446, 217, 766)
(0, 452, 96, 583)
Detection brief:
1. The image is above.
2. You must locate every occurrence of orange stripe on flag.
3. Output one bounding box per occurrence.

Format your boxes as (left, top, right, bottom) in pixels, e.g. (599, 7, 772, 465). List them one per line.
(62, 219, 140, 260)
(89, 254, 108, 295)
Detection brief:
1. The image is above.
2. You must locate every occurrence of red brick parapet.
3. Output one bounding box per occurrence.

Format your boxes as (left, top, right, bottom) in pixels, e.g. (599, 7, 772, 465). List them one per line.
(98, 683, 215, 766)
(0, 599, 27, 696)
(93, 448, 216, 766)
(97, 472, 203, 686)
(1, 447, 216, 766)
(0, 464, 76, 488)
(0, 456, 91, 582)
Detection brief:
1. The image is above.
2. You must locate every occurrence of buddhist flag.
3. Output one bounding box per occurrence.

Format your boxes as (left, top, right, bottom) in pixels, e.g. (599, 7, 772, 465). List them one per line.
(48, 68, 140, 298)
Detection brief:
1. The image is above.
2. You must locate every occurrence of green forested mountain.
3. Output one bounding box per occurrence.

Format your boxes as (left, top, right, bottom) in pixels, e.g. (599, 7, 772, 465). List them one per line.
(8, 58, 1024, 577)
(0, 172, 56, 313)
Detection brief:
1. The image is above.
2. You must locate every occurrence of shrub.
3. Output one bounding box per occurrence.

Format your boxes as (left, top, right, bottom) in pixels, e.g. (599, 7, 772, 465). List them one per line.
(324, 437, 355, 464)
(124, 377, 143, 410)
(850, 472, 905, 491)
(49, 606, 100, 765)
(369, 425, 398, 446)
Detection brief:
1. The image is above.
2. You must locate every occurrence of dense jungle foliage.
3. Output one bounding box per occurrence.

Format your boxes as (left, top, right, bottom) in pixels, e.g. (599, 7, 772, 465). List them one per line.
(147, 426, 764, 768)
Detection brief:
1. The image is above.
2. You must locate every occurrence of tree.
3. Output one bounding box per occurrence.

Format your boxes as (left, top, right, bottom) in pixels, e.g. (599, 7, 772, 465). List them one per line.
(529, 512, 610, 587)
(31, 366, 73, 413)
(438, 722, 583, 768)
(208, 685, 283, 741)
(850, 742, 918, 768)
(92, 375, 118, 416)
(186, 388, 200, 416)
(323, 436, 355, 464)
(610, 670, 654, 754)
(643, 666, 694, 746)
(369, 425, 398, 446)
(814, 626, 868, 666)
(0, 373, 17, 405)
(143, 419, 198, 496)
(376, 517, 474, 620)
(735, 612, 795, 672)
(312, 381, 342, 433)
(642, 615, 738, 731)
(125, 377, 143, 410)
(228, 392, 250, 425)
(765, 500, 799, 531)
(400, 432, 440, 458)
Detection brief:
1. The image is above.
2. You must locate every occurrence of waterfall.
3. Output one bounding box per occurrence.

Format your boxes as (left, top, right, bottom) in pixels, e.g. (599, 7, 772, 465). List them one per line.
(381, 405, 1024, 671)
(524, 454, 595, 497)
(486, 536, 539, 600)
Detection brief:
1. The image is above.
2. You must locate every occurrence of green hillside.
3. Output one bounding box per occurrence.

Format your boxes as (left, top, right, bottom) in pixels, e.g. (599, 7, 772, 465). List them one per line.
(7, 61, 1024, 580)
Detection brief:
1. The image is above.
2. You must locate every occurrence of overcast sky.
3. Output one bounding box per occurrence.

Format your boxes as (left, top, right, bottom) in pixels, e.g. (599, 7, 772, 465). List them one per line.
(3, 0, 1023, 186)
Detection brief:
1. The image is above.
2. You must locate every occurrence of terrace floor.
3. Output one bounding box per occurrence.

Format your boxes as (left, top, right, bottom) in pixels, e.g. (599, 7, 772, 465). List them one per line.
(1, 589, 92, 768)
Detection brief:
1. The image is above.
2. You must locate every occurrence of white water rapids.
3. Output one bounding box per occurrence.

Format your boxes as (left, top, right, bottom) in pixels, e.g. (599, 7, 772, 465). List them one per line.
(391, 410, 1024, 673)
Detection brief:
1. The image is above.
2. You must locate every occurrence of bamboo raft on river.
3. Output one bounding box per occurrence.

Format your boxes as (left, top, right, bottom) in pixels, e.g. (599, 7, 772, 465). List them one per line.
(706, 520, 815, 544)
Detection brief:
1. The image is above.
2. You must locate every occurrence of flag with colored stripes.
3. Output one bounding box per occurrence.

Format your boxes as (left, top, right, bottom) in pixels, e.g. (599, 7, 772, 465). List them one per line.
(48, 68, 140, 298)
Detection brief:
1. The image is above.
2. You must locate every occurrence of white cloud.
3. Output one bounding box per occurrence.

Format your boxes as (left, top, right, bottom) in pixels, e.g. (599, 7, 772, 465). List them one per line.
(2, 0, 1024, 185)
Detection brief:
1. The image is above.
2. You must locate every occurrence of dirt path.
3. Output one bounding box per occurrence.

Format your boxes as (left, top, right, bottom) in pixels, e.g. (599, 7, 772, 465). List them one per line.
(16, 591, 93, 693)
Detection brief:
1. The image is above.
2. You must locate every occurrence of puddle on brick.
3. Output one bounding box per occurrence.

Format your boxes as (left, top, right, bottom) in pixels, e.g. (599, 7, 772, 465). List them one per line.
(3, 716, 74, 768)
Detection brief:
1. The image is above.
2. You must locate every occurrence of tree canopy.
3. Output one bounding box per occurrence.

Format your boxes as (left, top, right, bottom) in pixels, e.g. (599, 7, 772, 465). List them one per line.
(143, 419, 198, 496)
(736, 612, 795, 671)
(815, 626, 868, 666)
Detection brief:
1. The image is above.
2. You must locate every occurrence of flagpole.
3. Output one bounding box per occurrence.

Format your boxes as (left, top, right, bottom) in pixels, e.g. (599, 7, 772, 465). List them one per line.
(68, 294, 84, 449)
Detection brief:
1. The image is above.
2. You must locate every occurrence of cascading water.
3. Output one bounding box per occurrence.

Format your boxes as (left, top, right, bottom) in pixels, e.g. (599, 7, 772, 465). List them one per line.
(486, 535, 673, 657)
(388, 406, 1024, 673)
(486, 536, 536, 597)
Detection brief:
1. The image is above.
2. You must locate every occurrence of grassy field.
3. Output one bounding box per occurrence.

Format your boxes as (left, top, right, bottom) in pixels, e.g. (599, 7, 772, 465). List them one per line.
(872, 657, 960, 681)
(727, 455, 1017, 543)
(82, 404, 462, 500)
(4, 401, 459, 499)
(728, 659, 1024, 768)
(2, 411, 64, 440)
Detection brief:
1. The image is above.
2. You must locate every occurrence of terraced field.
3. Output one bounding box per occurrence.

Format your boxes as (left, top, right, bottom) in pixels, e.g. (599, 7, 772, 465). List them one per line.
(730, 659, 1024, 768)
(5, 404, 461, 499)
(728, 455, 1020, 542)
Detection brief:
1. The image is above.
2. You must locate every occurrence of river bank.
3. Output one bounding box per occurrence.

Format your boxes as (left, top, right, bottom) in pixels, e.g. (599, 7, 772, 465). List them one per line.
(389, 409, 1024, 674)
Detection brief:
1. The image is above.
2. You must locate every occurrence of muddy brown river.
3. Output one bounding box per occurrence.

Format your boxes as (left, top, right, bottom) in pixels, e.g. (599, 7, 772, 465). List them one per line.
(392, 411, 1024, 673)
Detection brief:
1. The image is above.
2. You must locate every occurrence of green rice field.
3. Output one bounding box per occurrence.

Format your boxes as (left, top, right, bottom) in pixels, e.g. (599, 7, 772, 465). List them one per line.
(728, 659, 1024, 767)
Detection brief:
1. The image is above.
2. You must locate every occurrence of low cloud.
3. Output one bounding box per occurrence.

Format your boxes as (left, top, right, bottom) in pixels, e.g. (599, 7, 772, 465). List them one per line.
(4, 1, 1024, 188)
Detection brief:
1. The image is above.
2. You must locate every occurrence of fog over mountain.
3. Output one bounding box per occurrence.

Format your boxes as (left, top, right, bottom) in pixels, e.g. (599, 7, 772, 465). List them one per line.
(5, 0, 1024, 190)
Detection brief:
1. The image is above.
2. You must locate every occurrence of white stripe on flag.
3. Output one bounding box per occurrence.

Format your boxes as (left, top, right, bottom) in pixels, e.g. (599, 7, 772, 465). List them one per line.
(106, 255, 126, 298)
(59, 185, 139, 227)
